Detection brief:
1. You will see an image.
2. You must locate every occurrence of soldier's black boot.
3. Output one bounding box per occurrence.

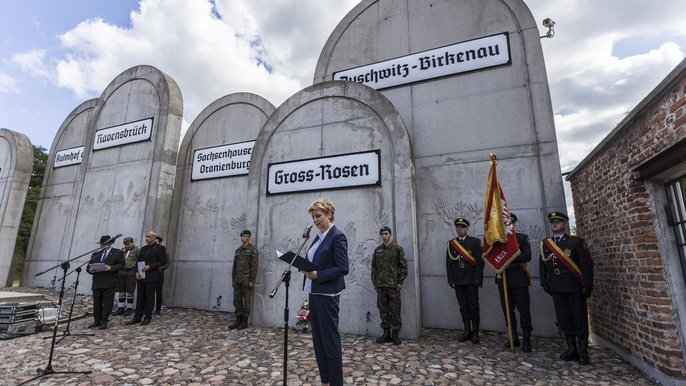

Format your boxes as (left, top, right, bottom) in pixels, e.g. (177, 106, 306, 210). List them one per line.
(237, 315, 248, 330)
(229, 315, 242, 330)
(560, 336, 579, 361)
(458, 320, 472, 342)
(376, 328, 391, 343)
(391, 329, 401, 345)
(522, 330, 532, 353)
(471, 320, 480, 344)
(578, 338, 590, 364)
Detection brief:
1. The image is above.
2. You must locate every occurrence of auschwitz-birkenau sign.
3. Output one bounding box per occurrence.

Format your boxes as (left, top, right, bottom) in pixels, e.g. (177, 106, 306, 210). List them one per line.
(53, 146, 84, 168)
(93, 117, 153, 150)
(191, 140, 255, 181)
(267, 150, 380, 195)
(333, 33, 510, 90)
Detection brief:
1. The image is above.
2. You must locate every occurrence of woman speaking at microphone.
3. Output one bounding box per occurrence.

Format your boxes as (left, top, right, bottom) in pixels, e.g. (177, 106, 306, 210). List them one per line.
(302, 198, 349, 386)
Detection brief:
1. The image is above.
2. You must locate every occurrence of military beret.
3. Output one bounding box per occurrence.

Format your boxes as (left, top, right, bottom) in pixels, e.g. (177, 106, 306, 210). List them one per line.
(454, 218, 470, 227)
(240, 230, 251, 236)
(123, 237, 134, 243)
(509, 213, 518, 223)
(380, 226, 392, 234)
(548, 211, 569, 222)
(155, 236, 164, 242)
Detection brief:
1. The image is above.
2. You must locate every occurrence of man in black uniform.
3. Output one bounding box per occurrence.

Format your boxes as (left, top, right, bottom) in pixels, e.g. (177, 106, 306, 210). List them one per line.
(86, 235, 125, 330)
(540, 211, 594, 364)
(446, 218, 484, 344)
(495, 213, 533, 352)
(126, 230, 167, 326)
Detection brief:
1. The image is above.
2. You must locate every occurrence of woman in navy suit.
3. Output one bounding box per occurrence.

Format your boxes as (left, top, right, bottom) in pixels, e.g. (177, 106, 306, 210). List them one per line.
(303, 198, 349, 386)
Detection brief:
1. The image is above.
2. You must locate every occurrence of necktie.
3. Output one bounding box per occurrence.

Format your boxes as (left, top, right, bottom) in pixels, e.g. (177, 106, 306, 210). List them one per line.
(555, 236, 561, 244)
(101, 250, 108, 263)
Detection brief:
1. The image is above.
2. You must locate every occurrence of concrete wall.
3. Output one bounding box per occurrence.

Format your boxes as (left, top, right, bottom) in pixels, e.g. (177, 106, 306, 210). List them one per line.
(0, 128, 32, 286)
(246, 81, 420, 339)
(568, 59, 686, 383)
(313, 0, 565, 335)
(167, 93, 275, 311)
(23, 99, 97, 287)
(23, 65, 182, 292)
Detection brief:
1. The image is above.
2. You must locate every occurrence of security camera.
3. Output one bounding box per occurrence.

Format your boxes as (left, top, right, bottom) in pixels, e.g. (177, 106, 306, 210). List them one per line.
(542, 18, 555, 28)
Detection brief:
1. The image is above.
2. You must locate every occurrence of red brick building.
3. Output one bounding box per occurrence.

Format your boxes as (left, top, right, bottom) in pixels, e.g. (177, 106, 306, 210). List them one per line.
(568, 59, 686, 384)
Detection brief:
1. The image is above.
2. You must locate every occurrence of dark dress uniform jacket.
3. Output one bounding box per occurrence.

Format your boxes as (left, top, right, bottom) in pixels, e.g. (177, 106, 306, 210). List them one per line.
(89, 248, 125, 289)
(539, 234, 593, 293)
(138, 243, 167, 283)
(495, 232, 531, 288)
(446, 235, 484, 286)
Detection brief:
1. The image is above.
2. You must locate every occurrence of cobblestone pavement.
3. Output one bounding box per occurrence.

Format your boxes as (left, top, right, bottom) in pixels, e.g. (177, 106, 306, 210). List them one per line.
(1, 288, 656, 386)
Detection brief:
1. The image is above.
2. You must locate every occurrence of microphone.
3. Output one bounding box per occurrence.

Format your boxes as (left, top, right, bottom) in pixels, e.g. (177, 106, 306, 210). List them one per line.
(302, 224, 313, 239)
(104, 233, 123, 245)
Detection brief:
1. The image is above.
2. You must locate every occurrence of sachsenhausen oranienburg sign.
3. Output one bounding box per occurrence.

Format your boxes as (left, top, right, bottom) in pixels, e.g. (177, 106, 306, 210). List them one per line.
(93, 117, 154, 150)
(192, 140, 255, 181)
(267, 150, 381, 195)
(53, 146, 84, 168)
(333, 33, 510, 90)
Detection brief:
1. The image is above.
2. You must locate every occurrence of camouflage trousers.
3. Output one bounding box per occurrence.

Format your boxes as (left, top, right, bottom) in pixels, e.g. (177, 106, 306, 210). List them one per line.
(376, 287, 402, 330)
(233, 283, 254, 317)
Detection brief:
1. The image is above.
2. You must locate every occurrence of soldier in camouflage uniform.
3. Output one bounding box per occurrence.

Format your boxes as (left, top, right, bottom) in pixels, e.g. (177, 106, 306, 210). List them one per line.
(229, 230, 259, 330)
(371, 226, 408, 345)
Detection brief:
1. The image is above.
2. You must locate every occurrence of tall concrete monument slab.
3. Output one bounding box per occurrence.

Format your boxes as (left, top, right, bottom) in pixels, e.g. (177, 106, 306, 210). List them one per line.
(0, 128, 32, 286)
(168, 93, 275, 311)
(23, 65, 182, 292)
(247, 81, 420, 339)
(23, 99, 97, 287)
(314, 0, 565, 336)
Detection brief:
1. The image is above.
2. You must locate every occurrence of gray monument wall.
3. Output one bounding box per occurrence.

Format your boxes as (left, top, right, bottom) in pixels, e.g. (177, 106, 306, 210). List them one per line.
(22, 99, 97, 288)
(26, 65, 182, 292)
(246, 81, 421, 339)
(314, 0, 565, 336)
(167, 93, 275, 310)
(0, 129, 32, 286)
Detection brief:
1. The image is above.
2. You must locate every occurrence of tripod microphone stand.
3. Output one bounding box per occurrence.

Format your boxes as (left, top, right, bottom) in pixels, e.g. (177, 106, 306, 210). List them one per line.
(17, 261, 92, 385)
(51, 262, 94, 344)
(270, 224, 313, 386)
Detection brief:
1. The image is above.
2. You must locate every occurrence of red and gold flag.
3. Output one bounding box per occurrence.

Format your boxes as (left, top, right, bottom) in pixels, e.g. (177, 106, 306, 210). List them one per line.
(482, 153, 520, 274)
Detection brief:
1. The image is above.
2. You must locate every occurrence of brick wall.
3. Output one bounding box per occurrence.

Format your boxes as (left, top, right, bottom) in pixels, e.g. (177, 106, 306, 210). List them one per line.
(569, 76, 686, 379)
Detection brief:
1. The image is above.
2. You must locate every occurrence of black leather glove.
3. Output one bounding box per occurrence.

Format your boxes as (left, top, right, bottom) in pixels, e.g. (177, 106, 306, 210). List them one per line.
(581, 287, 592, 298)
(542, 284, 551, 295)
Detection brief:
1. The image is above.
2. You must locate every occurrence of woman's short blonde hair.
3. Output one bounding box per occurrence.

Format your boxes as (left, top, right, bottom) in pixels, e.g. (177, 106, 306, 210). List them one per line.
(307, 198, 336, 222)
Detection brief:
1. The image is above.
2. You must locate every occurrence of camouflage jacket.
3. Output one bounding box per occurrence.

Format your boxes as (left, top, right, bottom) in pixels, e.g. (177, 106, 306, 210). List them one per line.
(232, 243, 259, 285)
(371, 241, 408, 288)
(123, 246, 140, 270)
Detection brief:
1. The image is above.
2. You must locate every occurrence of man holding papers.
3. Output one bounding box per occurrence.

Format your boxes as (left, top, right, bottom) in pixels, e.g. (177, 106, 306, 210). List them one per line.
(87, 235, 124, 330)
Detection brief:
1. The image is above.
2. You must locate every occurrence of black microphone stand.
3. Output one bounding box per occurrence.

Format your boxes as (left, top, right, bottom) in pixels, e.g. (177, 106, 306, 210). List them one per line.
(270, 227, 312, 386)
(17, 247, 104, 385)
(52, 260, 95, 344)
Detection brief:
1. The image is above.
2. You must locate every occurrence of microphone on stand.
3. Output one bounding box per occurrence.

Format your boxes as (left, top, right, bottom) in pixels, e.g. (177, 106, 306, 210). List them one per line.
(302, 224, 313, 239)
(104, 233, 123, 245)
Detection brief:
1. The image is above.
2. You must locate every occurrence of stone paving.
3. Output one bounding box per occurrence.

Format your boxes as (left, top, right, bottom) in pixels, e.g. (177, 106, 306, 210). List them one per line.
(1, 288, 657, 386)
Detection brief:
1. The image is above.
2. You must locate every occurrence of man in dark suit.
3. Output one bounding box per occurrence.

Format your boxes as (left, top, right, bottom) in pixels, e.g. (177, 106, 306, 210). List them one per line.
(126, 230, 167, 326)
(446, 218, 484, 344)
(303, 198, 349, 386)
(496, 213, 533, 352)
(540, 211, 594, 364)
(87, 235, 125, 330)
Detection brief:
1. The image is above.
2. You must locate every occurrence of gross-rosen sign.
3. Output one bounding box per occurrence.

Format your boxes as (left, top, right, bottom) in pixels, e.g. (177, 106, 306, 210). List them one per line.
(93, 117, 154, 150)
(53, 146, 84, 168)
(192, 140, 255, 181)
(267, 150, 380, 195)
(333, 32, 510, 90)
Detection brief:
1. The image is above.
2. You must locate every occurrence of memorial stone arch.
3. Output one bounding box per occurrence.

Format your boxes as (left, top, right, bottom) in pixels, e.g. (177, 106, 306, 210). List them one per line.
(247, 81, 420, 339)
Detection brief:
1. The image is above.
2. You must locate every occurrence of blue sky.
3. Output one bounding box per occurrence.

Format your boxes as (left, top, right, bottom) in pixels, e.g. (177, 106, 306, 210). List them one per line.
(1, 0, 685, 222)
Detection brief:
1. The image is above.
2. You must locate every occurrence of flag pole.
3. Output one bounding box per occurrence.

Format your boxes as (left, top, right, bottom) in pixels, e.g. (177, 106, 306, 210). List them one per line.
(503, 272, 515, 351)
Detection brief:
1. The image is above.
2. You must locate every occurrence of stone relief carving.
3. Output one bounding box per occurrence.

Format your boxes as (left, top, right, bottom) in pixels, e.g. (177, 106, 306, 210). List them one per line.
(433, 194, 483, 237)
(184, 197, 220, 217)
(122, 181, 145, 217)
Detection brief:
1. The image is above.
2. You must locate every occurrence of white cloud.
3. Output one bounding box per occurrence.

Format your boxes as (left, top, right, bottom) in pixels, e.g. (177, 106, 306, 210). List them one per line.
(0, 72, 17, 93)
(10, 49, 54, 81)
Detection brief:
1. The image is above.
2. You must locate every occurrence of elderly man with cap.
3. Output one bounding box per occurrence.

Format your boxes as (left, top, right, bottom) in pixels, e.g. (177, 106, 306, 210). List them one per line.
(495, 213, 533, 352)
(229, 230, 259, 330)
(540, 211, 594, 364)
(125, 230, 167, 326)
(86, 235, 125, 330)
(371, 226, 408, 345)
(114, 236, 139, 316)
(446, 218, 484, 344)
